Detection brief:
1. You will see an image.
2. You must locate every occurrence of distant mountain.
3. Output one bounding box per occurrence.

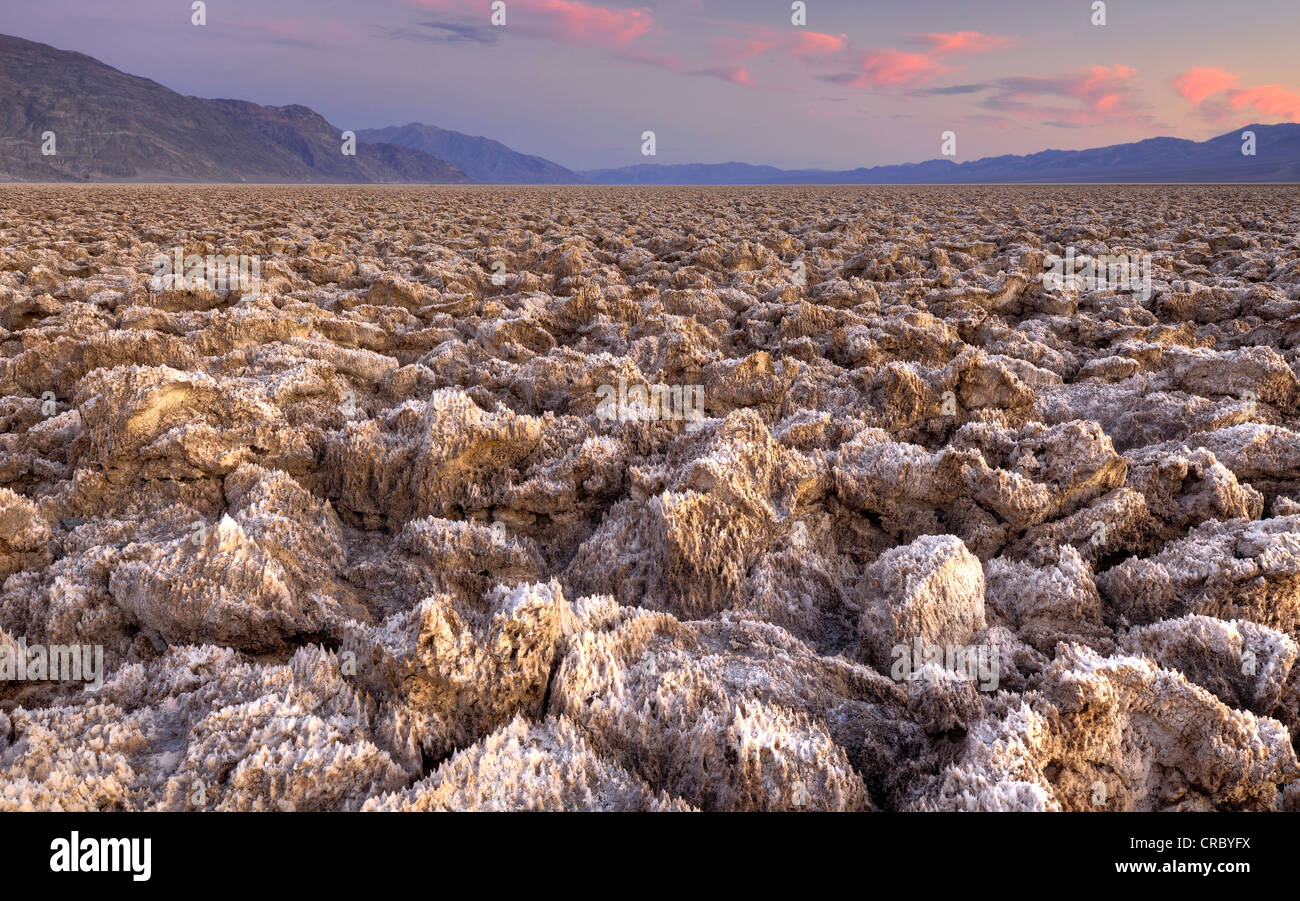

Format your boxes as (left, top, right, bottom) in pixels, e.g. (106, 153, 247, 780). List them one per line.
(0, 34, 471, 183)
(357, 123, 584, 184)
(584, 124, 1300, 184)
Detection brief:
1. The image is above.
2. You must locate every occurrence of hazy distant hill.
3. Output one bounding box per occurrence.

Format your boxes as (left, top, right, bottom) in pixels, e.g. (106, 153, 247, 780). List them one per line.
(0, 34, 471, 183)
(584, 124, 1300, 184)
(358, 123, 584, 184)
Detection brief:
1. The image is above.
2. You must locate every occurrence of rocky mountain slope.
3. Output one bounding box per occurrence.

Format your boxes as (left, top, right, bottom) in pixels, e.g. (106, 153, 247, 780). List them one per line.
(0, 34, 471, 183)
(358, 123, 584, 185)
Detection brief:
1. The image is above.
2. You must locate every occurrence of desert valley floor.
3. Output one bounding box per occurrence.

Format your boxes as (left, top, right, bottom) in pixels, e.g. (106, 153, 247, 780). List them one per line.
(2, 184, 1300, 811)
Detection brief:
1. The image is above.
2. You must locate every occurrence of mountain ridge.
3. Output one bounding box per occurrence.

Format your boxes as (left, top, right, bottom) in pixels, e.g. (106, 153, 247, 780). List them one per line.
(582, 124, 1300, 184)
(0, 33, 472, 184)
(356, 123, 586, 185)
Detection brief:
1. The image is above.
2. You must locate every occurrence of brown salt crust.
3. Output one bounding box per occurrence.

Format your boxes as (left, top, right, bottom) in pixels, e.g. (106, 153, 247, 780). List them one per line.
(1, 184, 1299, 810)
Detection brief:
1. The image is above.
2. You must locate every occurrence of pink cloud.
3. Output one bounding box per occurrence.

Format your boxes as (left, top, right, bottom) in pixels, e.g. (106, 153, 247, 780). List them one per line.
(547, 0, 650, 44)
(792, 31, 848, 57)
(713, 36, 780, 59)
(1093, 93, 1123, 113)
(409, 0, 652, 48)
(909, 31, 1018, 55)
(1172, 67, 1300, 123)
(823, 30, 1014, 91)
(1227, 84, 1300, 121)
(982, 64, 1146, 126)
(1076, 64, 1137, 94)
(712, 28, 846, 65)
(843, 49, 950, 88)
(1173, 66, 1239, 105)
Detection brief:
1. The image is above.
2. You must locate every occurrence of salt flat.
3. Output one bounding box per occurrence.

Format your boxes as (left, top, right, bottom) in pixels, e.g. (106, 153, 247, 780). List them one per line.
(2, 184, 1300, 810)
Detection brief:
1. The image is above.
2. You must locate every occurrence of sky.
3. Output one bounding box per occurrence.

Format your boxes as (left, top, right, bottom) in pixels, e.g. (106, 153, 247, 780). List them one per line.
(6, 0, 1300, 170)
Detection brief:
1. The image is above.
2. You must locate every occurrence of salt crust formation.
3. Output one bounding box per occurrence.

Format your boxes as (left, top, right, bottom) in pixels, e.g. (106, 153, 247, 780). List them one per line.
(2, 185, 1300, 810)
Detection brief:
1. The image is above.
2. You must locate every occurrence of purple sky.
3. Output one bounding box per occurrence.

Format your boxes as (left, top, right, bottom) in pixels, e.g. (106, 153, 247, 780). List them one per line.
(7, 0, 1300, 170)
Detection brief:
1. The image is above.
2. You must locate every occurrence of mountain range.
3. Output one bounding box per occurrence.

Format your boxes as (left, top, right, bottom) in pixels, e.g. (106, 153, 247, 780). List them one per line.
(356, 123, 584, 184)
(0, 34, 469, 183)
(581, 127, 1300, 183)
(1, 32, 1296, 185)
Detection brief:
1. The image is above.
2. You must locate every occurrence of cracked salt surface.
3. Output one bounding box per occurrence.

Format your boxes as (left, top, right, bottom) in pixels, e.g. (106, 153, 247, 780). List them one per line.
(1, 184, 1299, 811)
